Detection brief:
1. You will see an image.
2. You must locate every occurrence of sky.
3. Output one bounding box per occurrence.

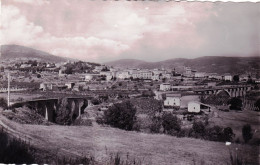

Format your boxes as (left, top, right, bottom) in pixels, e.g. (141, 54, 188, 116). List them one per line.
(0, 0, 259, 62)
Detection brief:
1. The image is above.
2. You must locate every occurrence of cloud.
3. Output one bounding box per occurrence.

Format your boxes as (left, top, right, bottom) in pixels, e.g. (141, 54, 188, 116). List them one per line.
(1, 1, 259, 62)
(0, 4, 130, 61)
(0, 5, 43, 45)
(12, 0, 50, 5)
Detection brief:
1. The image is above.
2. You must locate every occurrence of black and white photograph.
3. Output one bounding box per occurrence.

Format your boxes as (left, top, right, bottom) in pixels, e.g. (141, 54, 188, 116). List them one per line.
(0, 0, 259, 164)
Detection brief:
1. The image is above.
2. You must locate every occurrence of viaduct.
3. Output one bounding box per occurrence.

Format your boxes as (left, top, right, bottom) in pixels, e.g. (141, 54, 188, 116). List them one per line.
(193, 85, 252, 97)
(11, 97, 93, 123)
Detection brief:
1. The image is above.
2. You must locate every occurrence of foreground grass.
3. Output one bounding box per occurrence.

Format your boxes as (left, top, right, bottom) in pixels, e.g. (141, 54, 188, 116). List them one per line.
(0, 114, 259, 165)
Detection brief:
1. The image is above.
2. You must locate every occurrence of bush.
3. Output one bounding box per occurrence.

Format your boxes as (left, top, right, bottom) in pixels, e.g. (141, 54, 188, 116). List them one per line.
(242, 124, 253, 143)
(149, 116, 162, 133)
(0, 98, 8, 109)
(222, 127, 235, 142)
(192, 121, 206, 138)
(91, 98, 100, 105)
(228, 97, 242, 110)
(103, 101, 137, 131)
(206, 125, 223, 141)
(162, 113, 181, 135)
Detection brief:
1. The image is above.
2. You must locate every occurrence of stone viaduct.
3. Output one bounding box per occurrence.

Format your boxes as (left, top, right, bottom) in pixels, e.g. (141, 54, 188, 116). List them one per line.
(11, 97, 93, 123)
(193, 85, 252, 97)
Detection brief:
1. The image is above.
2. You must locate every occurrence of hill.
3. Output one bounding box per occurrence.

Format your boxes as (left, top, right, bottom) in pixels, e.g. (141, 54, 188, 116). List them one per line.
(0, 45, 74, 63)
(105, 56, 260, 74)
(105, 59, 148, 68)
(0, 114, 258, 164)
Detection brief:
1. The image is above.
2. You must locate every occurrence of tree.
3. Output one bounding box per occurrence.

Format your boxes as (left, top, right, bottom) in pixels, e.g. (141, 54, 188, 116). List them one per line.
(228, 97, 242, 110)
(150, 116, 162, 133)
(0, 98, 8, 109)
(36, 74, 41, 78)
(222, 127, 235, 142)
(233, 75, 239, 82)
(242, 124, 253, 143)
(192, 121, 206, 138)
(91, 98, 100, 105)
(254, 99, 260, 111)
(104, 101, 137, 131)
(162, 113, 181, 134)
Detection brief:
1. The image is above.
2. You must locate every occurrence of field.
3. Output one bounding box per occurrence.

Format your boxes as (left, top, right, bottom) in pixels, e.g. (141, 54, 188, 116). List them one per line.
(0, 113, 259, 165)
(210, 109, 260, 143)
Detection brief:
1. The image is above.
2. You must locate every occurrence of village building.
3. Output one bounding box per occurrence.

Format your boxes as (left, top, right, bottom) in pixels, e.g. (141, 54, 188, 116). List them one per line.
(188, 101, 211, 113)
(39, 82, 53, 91)
(117, 71, 130, 79)
(85, 73, 99, 81)
(132, 70, 153, 79)
(152, 74, 160, 81)
(164, 93, 181, 108)
(195, 72, 206, 78)
(223, 74, 232, 81)
(160, 83, 171, 91)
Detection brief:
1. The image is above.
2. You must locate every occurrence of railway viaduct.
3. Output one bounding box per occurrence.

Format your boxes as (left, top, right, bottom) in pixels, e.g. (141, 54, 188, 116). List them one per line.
(193, 85, 252, 97)
(11, 97, 93, 123)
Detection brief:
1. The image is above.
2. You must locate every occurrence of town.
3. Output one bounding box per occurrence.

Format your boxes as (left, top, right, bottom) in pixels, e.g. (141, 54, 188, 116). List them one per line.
(0, 0, 259, 164)
(0, 55, 259, 164)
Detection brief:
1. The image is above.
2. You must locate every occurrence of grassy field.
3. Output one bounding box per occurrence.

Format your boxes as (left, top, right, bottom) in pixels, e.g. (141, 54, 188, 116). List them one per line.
(210, 109, 260, 143)
(0, 113, 258, 165)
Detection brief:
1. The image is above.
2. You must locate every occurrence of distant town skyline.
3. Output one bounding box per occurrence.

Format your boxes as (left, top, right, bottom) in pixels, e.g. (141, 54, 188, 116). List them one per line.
(1, 0, 259, 62)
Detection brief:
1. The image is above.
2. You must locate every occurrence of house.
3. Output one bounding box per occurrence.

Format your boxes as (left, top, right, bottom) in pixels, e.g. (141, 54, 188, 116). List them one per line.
(65, 82, 75, 89)
(160, 83, 171, 91)
(195, 72, 206, 78)
(164, 93, 181, 108)
(188, 101, 211, 113)
(224, 74, 232, 81)
(132, 70, 152, 79)
(85, 74, 99, 81)
(39, 82, 53, 91)
(117, 71, 130, 79)
(152, 74, 160, 81)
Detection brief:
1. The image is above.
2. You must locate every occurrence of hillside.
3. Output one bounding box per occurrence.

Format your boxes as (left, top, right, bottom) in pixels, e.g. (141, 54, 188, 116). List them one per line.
(105, 59, 148, 68)
(0, 45, 73, 63)
(0, 114, 258, 164)
(105, 56, 260, 74)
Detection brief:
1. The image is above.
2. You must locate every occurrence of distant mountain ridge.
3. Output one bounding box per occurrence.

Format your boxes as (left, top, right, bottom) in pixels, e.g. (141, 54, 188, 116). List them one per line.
(0, 45, 74, 63)
(105, 56, 260, 75)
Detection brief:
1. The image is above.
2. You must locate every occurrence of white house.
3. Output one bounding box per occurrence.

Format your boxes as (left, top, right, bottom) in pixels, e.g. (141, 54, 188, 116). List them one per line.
(85, 74, 99, 81)
(224, 74, 232, 81)
(195, 72, 206, 78)
(164, 93, 181, 107)
(160, 83, 171, 91)
(188, 101, 211, 113)
(117, 71, 130, 79)
(39, 82, 53, 91)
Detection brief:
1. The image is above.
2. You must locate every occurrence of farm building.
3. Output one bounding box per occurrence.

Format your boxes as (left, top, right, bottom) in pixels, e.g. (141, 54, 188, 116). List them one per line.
(164, 93, 181, 108)
(188, 101, 211, 113)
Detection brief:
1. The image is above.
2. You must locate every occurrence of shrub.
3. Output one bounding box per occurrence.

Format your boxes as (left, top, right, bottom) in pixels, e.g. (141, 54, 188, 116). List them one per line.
(104, 101, 137, 131)
(149, 116, 162, 133)
(91, 98, 100, 105)
(192, 121, 206, 138)
(162, 113, 181, 135)
(222, 127, 235, 142)
(228, 97, 242, 110)
(0, 98, 8, 109)
(206, 125, 223, 141)
(242, 124, 253, 143)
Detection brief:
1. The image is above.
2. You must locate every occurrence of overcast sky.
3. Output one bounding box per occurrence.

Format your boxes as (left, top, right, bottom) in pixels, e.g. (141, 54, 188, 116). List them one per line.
(1, 0, 259, 62)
